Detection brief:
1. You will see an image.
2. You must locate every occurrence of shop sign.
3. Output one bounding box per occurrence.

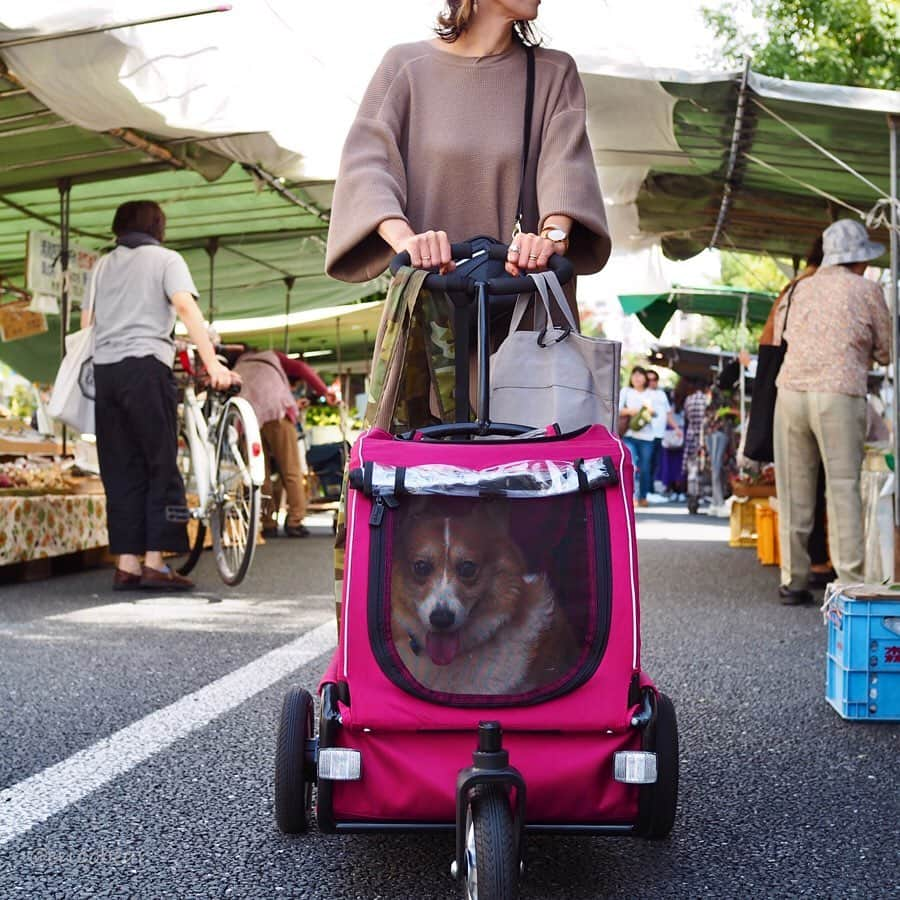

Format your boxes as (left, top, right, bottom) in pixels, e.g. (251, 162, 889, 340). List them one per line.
(25, 231, 101, 313)
(0, 300, 48, 342)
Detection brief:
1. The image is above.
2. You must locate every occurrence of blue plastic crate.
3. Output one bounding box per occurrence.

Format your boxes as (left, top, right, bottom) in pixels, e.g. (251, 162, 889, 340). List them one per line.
(824, 588, 900, 721)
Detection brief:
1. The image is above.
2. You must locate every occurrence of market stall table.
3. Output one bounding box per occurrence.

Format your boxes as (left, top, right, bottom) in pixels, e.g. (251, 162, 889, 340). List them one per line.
(0, 487, 107, 567)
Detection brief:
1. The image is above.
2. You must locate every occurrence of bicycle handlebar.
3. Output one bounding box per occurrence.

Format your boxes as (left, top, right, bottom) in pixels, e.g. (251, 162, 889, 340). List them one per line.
(388, 240, 573, 295)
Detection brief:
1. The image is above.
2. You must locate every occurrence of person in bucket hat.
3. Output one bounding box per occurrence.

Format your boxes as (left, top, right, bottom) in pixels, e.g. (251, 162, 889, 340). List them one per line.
(819, 218, 885, 267)
(771, 219, 890, 605)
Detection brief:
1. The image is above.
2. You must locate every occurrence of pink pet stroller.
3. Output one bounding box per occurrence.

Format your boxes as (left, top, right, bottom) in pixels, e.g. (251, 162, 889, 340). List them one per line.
(274, 242, 678, 900)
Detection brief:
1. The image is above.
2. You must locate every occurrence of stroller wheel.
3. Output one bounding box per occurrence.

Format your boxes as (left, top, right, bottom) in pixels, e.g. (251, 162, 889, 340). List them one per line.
(462, 786, 518, 900)
(637, 692, 679, 839)
(687, 496, 699, 515)
(275, 686, 314, 834)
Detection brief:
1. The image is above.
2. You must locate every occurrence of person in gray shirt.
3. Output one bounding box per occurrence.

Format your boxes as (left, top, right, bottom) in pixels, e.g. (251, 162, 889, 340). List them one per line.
(82, 200, 239, 591)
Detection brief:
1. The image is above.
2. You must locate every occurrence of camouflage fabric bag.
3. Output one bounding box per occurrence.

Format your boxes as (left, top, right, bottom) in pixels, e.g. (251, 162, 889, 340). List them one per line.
(333, 267, 460, 625)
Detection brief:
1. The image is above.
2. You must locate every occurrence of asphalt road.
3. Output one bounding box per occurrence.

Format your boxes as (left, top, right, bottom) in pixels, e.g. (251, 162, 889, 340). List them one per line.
(1, 506, 897, 900)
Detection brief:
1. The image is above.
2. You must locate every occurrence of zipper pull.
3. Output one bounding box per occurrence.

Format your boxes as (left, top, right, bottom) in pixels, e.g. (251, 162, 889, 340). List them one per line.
(369, 493, 399, 527)
(369, 497, 385, 527)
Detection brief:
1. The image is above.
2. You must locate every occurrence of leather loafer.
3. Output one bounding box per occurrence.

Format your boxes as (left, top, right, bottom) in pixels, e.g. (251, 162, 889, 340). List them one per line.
(261, 527, 279, 539)
(808, 568, 837, 588)
(778, 585, 813, 606)
(113, 568, 142, 591)
(139, 565, 194, 591)
(284, 524, 310, 538)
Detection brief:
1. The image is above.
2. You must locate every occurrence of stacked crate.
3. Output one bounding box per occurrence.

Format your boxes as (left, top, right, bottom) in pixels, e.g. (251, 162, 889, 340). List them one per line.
(825, 586, 900, 721)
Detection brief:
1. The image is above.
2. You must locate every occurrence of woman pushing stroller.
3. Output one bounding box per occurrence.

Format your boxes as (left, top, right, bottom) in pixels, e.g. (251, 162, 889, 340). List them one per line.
(278, 8, 680, 890)
(325, 0, 611, 305)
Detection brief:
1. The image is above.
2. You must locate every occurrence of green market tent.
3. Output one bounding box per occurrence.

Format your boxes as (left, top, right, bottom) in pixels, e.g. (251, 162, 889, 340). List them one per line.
(646, 344, 738, 380)
(582, 63, 900, 263)
(209, 300, 385, 369)
(0, 62, 381, 383)
(618, 286, 777, 337)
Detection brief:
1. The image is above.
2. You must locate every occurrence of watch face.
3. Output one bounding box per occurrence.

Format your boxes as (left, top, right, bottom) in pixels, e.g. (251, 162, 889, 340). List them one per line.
(546, 228, 568, 242)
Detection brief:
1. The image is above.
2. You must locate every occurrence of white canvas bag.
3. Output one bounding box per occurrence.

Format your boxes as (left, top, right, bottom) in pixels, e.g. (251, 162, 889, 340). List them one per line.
(48, 254, 107, 435)
(490, 271, 621, 433)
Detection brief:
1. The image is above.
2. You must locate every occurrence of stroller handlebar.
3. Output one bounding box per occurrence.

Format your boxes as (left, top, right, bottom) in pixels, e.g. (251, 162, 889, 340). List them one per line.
(389, 240, 574, 296)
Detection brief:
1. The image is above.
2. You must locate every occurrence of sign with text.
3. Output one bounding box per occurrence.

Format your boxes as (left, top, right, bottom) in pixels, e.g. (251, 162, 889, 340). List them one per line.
(25, 231, 101, 312)
(0, 300, 48, 342)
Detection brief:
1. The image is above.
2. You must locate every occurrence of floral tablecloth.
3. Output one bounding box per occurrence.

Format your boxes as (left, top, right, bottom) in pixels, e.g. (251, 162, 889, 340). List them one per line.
(0, 493, 108, 566)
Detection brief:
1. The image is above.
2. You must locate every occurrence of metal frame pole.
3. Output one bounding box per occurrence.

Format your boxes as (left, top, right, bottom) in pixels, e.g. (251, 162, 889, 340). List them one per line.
(739, 292, 748, 432)
(58, 177, 71, 455)
(0, 6, 232, 49)
(888, 114, 900, 579)
(709, 58, 753, 250)
(335, 316, 346, 441)
(283, 276, 295, 354)
(205, 237, 218, 324)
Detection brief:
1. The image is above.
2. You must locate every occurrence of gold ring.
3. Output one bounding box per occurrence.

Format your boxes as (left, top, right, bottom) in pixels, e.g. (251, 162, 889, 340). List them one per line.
(528, 254, 538, 260)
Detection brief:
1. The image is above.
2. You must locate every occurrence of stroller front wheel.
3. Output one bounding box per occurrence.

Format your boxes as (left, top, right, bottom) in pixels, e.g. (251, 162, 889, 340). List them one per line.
(463, 786, 518, 900)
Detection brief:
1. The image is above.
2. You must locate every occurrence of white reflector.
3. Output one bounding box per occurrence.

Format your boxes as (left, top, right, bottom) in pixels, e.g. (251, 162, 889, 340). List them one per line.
(613, 751, 657, 784)
(317, 748, 362, 781)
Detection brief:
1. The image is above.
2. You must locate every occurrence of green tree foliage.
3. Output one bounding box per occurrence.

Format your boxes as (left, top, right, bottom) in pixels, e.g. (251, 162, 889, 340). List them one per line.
(694, 316, 766, 351)
(704, 0, 900, 89)
(719, 250, 791, 292)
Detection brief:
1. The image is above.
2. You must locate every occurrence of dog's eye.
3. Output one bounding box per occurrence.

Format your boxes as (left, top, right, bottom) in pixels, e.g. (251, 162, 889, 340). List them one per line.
(457, 560, 478, 579)
(413, 560, 432, 578)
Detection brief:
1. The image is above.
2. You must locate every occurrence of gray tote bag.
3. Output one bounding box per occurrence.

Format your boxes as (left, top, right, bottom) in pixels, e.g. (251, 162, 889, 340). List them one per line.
(489, 271, 621, 433)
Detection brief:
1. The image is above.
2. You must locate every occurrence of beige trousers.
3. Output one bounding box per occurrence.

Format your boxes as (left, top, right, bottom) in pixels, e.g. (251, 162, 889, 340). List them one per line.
(260, 418, 306, 528)
(773, 389, 866, 588)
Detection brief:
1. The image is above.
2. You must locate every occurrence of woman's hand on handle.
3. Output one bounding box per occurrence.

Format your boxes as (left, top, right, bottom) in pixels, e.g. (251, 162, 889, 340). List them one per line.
(505, 232, 557, 277)
(378, 219, 455, 273)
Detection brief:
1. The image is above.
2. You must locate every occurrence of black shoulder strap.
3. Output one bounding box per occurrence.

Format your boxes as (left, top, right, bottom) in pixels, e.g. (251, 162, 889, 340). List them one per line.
(780, 280, 799, 340)
(513, 45, 536, 239)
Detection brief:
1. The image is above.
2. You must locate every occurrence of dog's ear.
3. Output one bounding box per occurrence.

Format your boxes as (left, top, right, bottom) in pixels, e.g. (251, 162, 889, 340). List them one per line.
(394, 496, 442, 549)
(479, 498, 511, 529)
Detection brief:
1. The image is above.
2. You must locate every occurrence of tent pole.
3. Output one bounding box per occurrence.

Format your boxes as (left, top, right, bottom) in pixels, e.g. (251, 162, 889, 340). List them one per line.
(283, 276, 295, 353)
(0, 6, 232, 49)
(205, 237, 218, 324)
(58, 177, 71, 456)
(888, 114, 900, 580)
(739, 292, 748, 433)
(335, 317, 346, 441)
(709, 58, 753, 250)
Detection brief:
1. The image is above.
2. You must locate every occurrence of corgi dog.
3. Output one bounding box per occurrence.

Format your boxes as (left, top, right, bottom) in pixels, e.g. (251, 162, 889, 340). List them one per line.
(390, 500, 578, 695)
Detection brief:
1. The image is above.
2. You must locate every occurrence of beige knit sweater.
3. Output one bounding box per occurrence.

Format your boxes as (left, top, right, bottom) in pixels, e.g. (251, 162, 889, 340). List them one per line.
(325, 40, 610, 283)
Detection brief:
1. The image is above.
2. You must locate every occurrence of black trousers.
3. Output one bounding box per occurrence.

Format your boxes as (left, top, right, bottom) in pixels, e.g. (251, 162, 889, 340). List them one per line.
(808, 462, 828, 566)
(94, 356, 188, 555)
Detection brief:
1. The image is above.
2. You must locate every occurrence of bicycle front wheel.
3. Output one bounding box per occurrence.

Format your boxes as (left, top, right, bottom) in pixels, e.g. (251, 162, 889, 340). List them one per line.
(211, 401, 260, 585)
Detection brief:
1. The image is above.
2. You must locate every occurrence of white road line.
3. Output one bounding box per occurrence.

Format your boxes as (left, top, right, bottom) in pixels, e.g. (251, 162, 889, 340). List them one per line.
(0, 620, 336, 846)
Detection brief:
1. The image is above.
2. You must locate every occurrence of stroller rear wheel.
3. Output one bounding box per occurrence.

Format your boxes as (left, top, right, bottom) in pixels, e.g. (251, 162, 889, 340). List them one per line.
(463, 786, 518, 900)
(637, 691, 679, 838)
(275, 686, 314, 834)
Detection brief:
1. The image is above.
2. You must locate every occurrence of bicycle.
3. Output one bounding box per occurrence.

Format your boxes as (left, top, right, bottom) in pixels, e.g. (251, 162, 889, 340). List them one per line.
(172, 347, 266, 585)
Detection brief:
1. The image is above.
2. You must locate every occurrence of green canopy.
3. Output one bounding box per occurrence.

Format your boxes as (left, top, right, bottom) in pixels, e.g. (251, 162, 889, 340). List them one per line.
(582, 66, 900, 262)
(618, 286, 777, 337)
(0, 70, 382, 382)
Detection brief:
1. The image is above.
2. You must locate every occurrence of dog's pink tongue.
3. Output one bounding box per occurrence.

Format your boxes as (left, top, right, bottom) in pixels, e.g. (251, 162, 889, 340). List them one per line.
(426, 630, 460, 666)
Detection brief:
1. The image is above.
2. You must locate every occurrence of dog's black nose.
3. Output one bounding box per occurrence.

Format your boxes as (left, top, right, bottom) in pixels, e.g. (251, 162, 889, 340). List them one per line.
(429, 607, 455, 630)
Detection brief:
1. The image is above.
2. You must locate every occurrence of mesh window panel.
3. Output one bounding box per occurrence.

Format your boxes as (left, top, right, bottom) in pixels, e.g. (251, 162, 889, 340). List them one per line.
(368, 492, 611, 706)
